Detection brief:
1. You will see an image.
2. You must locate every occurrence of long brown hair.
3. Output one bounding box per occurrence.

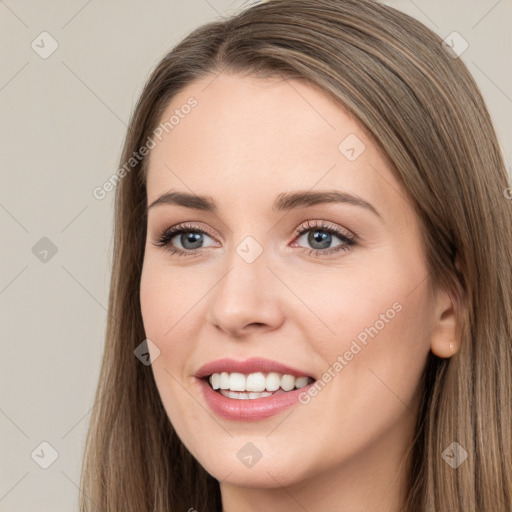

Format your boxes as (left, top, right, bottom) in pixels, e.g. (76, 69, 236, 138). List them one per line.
(79, 1, 512, 510)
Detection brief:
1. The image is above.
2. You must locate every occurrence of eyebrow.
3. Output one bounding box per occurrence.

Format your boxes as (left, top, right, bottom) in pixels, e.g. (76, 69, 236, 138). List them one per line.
(147, 190, 381, 218)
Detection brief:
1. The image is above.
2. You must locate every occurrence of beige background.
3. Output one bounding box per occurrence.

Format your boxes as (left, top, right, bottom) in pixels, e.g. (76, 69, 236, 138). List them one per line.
(1, 0, 510, 510)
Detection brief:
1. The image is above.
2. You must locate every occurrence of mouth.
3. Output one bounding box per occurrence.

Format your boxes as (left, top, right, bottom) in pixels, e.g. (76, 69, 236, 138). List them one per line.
(202, 371, 316, 400)
(194, 357, 318, 419)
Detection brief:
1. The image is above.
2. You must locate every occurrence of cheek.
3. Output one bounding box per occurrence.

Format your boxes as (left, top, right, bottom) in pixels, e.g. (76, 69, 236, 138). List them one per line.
(140, 256, 189, 340)
(139, 259, 195, 387)
(140, 262, 204, 444)
(298, 246, 432, 412)
(288, 279, 431, 474)
(293, 245, 430, 348)
(300, 275, 431, 406)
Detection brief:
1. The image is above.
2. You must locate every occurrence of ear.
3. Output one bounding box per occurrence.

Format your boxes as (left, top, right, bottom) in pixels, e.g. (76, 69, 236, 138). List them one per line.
(429, 290, 458, 358)
(430, 254, 461, 358)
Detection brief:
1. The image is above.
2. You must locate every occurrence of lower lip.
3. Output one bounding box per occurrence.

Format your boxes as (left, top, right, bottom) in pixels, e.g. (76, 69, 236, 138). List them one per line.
(197, 377, 315, 421)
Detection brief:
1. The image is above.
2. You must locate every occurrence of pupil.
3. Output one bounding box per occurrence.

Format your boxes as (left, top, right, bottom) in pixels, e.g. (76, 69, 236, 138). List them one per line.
(309, 230, 331, 249)
(181, 232, 203, 250)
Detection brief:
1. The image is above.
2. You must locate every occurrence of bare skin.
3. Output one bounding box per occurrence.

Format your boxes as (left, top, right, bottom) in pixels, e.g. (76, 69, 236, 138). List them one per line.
(140, 72, 457, 512)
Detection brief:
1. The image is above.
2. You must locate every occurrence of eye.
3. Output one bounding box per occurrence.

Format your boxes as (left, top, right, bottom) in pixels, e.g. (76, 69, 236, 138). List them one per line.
(152, 223, 218, 257)
(152, 220, 358, 258)
(291, 220, 357, 257)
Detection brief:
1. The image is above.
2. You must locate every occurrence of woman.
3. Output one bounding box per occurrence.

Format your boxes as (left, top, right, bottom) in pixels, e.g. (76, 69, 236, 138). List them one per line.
(79, 0, 512, 510)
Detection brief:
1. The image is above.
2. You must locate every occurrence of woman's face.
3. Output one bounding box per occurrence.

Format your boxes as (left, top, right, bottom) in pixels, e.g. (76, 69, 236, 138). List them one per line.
(140, 73, 450, 490)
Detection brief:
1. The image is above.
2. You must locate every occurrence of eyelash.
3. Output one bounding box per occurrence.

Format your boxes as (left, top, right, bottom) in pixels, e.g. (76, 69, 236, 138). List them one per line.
(152, 220, 358, 258)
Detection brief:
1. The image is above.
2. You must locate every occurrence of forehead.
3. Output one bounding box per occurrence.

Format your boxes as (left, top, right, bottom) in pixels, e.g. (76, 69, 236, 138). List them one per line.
(145, 72, 407, 220)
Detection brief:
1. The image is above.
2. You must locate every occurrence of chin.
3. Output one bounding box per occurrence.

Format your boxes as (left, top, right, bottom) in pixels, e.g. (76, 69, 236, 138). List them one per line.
(191, 441, 316, 489)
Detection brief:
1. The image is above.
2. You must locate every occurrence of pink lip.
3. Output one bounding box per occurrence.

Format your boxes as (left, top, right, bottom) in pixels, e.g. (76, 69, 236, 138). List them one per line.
(194, 357, 316, 421)
(196, 377, 316, 421)
(195, 357, 314, 379)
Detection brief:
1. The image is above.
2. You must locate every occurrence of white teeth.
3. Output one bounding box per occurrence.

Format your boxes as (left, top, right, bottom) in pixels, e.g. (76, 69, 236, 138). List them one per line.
(246, 372, 267, 392)
(219, 372, 230, 390)
(229, 372, 246, 391)
(208, 371, 313, 393)
(295, 376, 309, 388)
(266, 372, 281, 391)
(220, 390, 274, 400)
(280, 374, 295, 391)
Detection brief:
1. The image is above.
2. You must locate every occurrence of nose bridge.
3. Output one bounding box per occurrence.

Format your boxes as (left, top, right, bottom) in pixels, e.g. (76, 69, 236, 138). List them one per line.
(216, 234, 270, 308)
(207, 234, 283, 334)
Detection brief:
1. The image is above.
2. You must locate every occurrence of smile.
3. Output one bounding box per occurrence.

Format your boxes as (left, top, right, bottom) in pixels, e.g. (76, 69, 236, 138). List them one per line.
(207, 371, 313, 399)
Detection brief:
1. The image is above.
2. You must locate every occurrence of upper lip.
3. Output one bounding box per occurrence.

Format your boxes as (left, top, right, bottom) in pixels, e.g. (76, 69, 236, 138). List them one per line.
(195, 357, 315, 379)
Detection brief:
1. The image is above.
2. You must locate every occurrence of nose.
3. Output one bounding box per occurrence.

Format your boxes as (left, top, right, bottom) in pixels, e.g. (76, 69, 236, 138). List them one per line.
(206, 244, 285, 339)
